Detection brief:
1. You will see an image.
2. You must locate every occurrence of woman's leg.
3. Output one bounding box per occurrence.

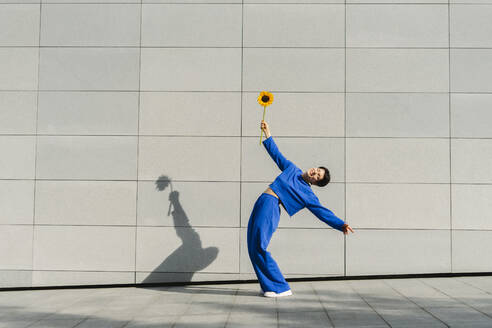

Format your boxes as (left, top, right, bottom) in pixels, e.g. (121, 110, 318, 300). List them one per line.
(247, 194, 290, 293)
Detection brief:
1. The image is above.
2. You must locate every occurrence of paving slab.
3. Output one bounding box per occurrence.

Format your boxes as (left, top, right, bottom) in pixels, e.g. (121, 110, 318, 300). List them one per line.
(326, 308, 391, 327)
(124, 315, 177, 328)
(27, 318, 85, 328)
(73, 318, 129, 328)
(226, 312, 277, 328)
(425, 305, 492, 327)
(174, 313, 229, 328)
(376, 308, 447, 327)
(279, 311, 332, 328)
(0, 322, 40, 328)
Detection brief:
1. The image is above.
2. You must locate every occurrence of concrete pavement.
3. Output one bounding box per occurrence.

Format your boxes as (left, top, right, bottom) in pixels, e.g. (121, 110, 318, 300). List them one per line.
(1, 276, 492, 327)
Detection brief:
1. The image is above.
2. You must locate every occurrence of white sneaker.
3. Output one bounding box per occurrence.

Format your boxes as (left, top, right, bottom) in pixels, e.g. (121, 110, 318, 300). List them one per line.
(263, 290, 293, 298)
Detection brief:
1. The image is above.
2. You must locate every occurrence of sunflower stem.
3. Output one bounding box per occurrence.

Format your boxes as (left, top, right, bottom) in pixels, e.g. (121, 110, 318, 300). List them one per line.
(260, 105, 266, 144)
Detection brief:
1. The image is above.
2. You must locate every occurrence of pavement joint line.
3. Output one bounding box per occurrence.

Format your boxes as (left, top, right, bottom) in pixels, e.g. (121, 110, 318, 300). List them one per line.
(311, 282, 336, 328)
(276, 297, 279, 328)
(10, 310, 52, 328)
(222, 288, 240, 328)
(169, 296, 192, 328)
(454, 277, 492, 296)
(346, 281, 392, 328)
(22, 294, 90, 328)
(419, 278, 492, 320)
(381, 279, 450, 328)
(71, 317, 90, 328)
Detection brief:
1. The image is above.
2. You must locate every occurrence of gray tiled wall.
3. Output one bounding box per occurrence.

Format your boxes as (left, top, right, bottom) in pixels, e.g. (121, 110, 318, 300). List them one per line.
(0, 0, 491, 288)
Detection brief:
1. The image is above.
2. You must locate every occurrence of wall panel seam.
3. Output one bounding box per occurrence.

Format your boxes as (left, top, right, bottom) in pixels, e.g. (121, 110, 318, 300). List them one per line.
(31, 1, 43, 287)
(448, 0, 453, 272)
(134, 0, 144, 284)
(238, 0, 244, 275)
(344, 0, 347, 277)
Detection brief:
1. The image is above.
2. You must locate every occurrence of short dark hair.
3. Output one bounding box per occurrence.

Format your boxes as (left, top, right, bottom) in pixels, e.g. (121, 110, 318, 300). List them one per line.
(314, 166, 330, 187)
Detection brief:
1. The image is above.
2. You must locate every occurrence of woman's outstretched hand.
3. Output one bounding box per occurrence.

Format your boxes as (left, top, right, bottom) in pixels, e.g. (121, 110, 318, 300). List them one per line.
(261, 120, 271, 138)
(342, 224, 354, 235)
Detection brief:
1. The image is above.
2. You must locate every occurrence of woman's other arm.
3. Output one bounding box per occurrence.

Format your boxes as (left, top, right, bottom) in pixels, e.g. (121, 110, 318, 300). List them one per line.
(261, 120, 294, 171)
(305, 194, 354, 234)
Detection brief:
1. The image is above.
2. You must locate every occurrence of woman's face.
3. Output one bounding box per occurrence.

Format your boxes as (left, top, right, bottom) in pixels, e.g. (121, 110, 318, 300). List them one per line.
(307, 167, 325, 184)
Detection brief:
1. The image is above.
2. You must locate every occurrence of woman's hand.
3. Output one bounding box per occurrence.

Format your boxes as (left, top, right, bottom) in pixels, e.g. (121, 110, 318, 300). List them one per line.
(261, 120, 271, 138)
(342, 224, 354, 235)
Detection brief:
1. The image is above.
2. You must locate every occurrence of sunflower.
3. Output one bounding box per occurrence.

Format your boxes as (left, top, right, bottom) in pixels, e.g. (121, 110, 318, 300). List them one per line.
(257, 91, 274, 107)
(258, 91, 274, 144)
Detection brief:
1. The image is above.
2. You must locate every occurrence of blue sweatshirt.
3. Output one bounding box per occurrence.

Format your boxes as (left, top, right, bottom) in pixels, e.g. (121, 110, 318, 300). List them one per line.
(263, 136, 346, 232)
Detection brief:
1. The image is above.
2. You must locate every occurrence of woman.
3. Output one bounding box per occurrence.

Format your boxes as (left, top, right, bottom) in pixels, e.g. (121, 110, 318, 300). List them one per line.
(247, 120, 354, 298)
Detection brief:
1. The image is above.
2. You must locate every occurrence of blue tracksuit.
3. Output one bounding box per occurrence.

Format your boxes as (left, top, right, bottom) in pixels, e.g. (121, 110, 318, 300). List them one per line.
(247, 136, 346, 293)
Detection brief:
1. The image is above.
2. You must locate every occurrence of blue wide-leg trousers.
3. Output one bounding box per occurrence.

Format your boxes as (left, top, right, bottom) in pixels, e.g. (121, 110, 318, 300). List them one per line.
(247, 193, 290, 293)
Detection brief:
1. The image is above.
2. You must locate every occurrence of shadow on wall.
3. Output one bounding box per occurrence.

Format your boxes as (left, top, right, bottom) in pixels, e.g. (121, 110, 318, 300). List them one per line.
(141, 175, 219, 284)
